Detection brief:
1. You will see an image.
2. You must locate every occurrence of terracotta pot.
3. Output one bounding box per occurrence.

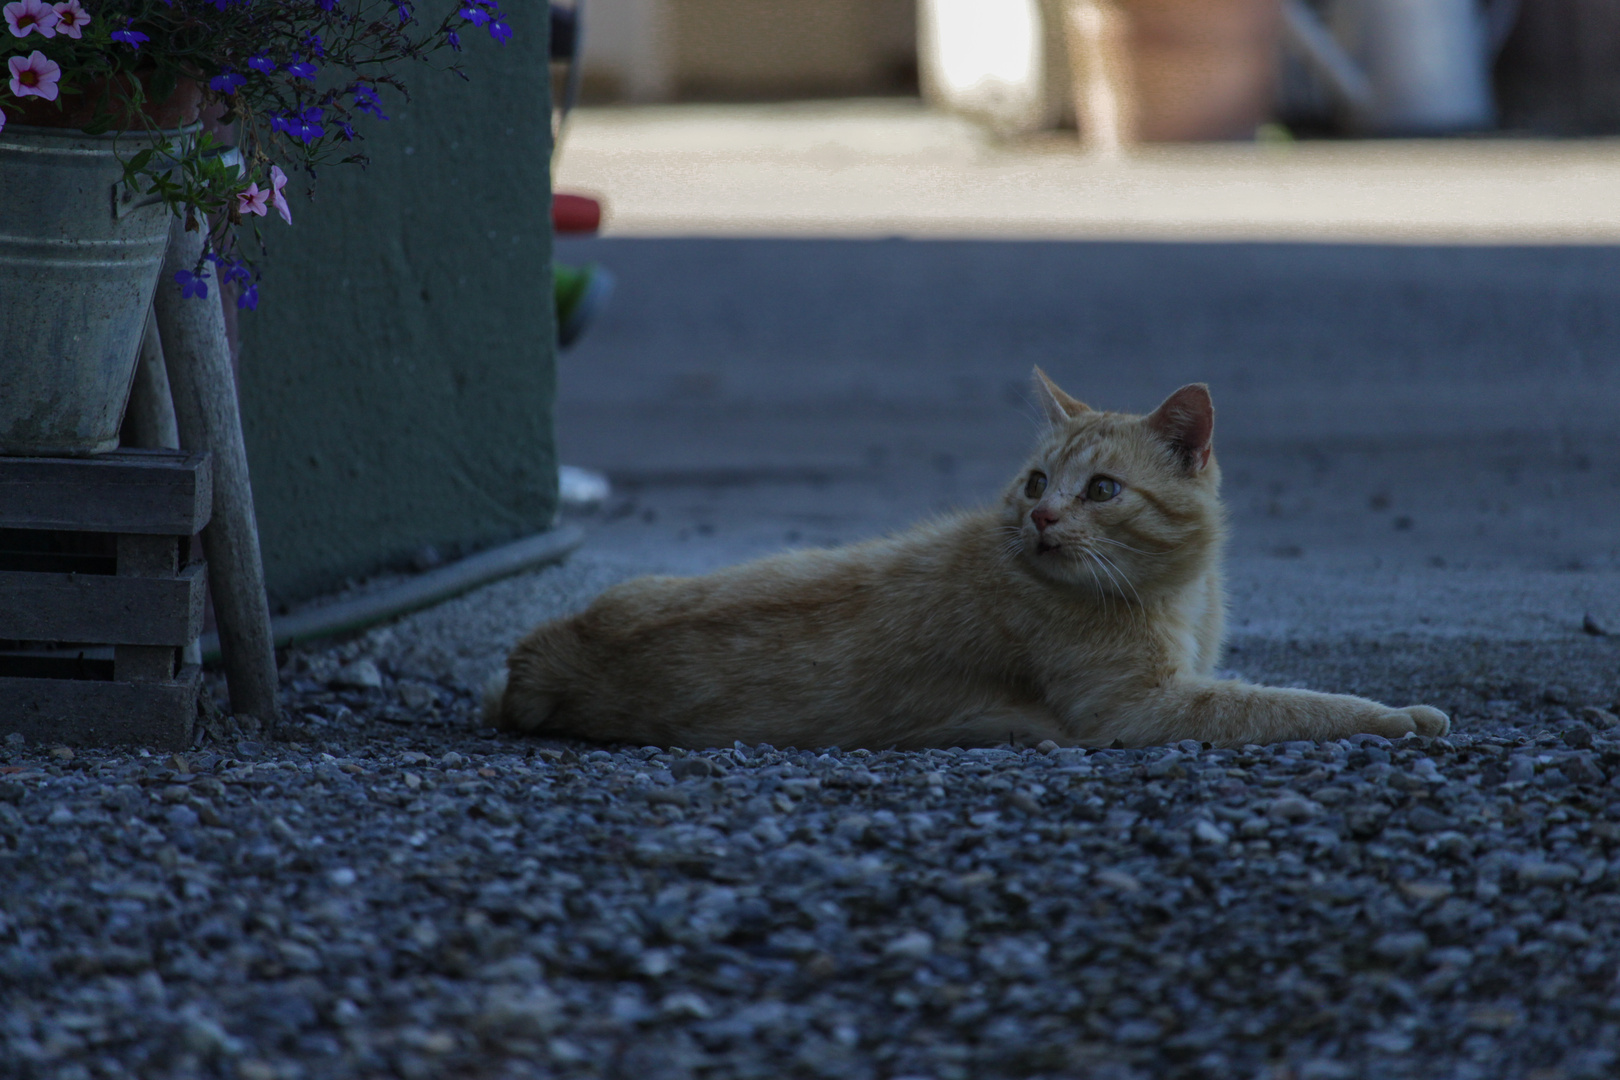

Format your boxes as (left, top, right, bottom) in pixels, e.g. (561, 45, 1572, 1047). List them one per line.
(1063, 0, 1282, 146)
(7, 73, 202, 130)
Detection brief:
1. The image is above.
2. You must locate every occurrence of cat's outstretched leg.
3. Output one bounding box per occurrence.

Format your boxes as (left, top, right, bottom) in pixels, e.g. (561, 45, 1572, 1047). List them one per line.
(1095, 679, 1448, 748)
(485, 669, 563, 734)
(488, 619, 580, 734)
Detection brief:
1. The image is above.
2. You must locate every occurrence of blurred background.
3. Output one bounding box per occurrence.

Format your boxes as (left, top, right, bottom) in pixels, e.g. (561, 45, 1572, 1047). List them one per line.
(539, 0, 1620, 671)
(562, 0, 1620, 138)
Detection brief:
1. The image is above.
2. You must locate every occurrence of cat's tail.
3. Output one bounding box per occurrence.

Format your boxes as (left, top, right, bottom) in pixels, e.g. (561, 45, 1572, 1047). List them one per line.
(484, 619, 581, 734)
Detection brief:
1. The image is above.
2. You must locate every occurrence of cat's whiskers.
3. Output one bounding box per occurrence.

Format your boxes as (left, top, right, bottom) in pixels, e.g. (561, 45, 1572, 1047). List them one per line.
(1090, 553, 1136, 629)
(1094, 536, 1179, 558)
(1089, 546, 1146, 610)
(1077, 551, 1110, 611)
(1078, 544, 1150, 634)
(1073, 547, 1116, 612)
(993, 526, 1026, 565)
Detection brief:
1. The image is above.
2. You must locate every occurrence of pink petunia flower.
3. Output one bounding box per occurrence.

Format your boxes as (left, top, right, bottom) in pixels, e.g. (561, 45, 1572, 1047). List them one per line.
(8, 50, 60, 100)
(236, 182, 270, 217)
(269, 164, 291, 225)
(50, 0, 86, 38)
(4, 0, 58, 38)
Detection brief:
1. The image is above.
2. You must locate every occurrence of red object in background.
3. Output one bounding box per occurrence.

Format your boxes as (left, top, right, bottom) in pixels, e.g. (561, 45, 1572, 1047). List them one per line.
(553, 193, 602, 235)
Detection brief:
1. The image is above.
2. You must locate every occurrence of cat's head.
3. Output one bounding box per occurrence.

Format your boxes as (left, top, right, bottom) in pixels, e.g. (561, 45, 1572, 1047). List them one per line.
(1001, 368, 1224, 598)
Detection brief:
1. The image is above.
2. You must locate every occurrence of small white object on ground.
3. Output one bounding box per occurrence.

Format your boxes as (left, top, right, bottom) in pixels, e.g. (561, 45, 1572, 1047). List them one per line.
(558, 465, 611, 507)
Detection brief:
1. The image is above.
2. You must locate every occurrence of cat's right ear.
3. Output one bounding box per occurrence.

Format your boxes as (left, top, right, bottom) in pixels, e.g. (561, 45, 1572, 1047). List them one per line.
(1146, 383, 1215, 472)
(1032, 367, 1091, 425)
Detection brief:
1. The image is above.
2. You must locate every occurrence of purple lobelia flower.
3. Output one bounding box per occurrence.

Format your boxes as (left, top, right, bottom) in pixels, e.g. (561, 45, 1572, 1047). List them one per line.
(271, 107, 326, 144)
(174, 268, 208, 299)
(247, 53, 276, 74)
(352, 83, 386, 119)
(209, 67, 246, 93)
(110, 21, 148, 47)
(487, 14, 510, 43)
(286, 58, 318, 79)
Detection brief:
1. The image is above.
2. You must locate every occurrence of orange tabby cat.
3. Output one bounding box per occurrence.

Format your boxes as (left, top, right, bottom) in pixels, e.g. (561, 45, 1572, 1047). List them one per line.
(489, 370, 1448, 749)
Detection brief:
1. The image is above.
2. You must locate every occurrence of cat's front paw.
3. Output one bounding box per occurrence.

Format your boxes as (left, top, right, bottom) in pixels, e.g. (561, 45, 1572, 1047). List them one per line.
(1400, 705, 1450, 737)
(1365, 705, 1450, 739)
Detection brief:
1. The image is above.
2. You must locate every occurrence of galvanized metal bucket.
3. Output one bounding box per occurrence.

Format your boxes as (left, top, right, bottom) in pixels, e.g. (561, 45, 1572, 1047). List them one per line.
(0, 123, 189, 456)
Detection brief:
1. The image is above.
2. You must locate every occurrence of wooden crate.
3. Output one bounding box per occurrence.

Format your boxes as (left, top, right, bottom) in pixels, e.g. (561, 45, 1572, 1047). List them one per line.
(0, 449, 212, 749)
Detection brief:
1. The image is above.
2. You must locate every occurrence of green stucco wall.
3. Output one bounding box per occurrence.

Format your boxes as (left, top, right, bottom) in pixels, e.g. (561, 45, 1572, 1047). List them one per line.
(237, 9, 556, 607)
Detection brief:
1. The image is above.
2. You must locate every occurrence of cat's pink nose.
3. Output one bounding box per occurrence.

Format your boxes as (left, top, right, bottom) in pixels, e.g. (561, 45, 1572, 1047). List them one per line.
(1031, 506, 1059, 532)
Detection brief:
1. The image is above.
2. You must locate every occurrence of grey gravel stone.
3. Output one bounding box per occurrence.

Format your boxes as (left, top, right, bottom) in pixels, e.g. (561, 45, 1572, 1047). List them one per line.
(670, 757, 718, 780)
(330, 659, 384, 690)
(1516, 859, 1581, 885)
(882, 930, 934, 961)
(2, 650, 1617, 1080)
(1370, 930, 1431, 962)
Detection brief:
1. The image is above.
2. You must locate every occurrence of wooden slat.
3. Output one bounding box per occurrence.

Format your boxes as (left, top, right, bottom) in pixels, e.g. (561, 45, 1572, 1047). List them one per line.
(0, 563, 205, 646)
(111, 535, 188, 680)
(0, 449, 212, 535)
(0, 664, 199, 749)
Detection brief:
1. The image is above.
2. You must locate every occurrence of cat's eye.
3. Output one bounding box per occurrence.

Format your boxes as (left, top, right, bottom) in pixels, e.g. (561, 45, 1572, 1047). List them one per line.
(1024, 471, 1047, 499)
(1086, 476, 1122, 502)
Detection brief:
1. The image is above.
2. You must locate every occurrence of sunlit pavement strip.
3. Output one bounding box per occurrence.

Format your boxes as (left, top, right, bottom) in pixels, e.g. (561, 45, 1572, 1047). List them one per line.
(557, 100, 1620, 244)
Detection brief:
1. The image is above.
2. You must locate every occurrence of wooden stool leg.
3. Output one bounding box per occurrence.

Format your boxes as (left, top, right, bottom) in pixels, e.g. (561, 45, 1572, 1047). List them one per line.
(122, 310, 182, 452)
(153, 222, 280, 731)
(123, 308, 206, 670)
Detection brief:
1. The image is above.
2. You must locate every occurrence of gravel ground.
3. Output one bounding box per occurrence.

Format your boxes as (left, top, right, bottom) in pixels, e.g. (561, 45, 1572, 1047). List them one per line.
(5, 634, 1620, 1080)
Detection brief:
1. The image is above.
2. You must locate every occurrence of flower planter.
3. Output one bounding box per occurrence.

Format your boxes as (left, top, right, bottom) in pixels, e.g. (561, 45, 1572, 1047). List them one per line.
(1123, 0, 1282, 141)
(1062, 0, 1283, 146)
(0, 121, 191, 456)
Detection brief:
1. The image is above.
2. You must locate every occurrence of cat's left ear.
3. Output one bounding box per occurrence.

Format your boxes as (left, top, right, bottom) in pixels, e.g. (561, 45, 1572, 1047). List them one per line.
(1146, 384, 1214, 471)
(1032, 366, 1091, 425)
